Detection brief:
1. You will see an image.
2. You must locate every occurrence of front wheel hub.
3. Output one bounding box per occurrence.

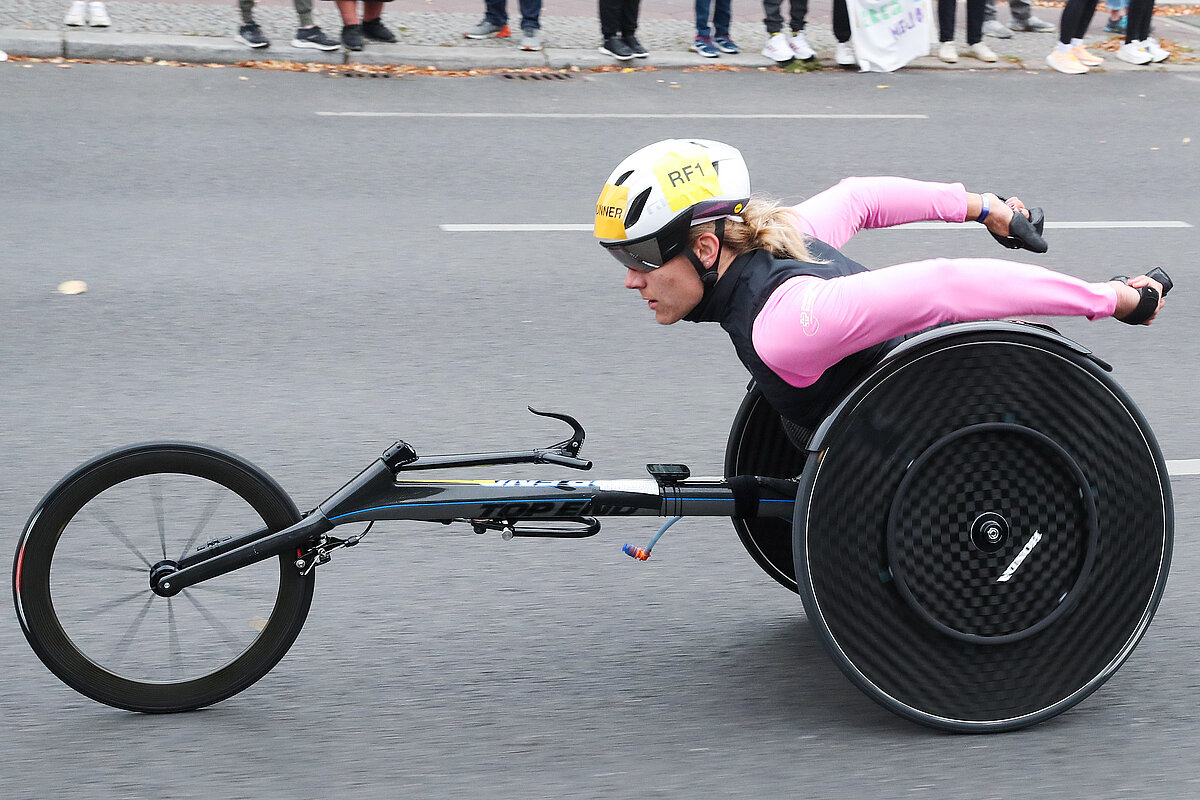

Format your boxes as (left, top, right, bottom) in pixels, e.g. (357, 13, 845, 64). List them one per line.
(149, 560, 181, 597)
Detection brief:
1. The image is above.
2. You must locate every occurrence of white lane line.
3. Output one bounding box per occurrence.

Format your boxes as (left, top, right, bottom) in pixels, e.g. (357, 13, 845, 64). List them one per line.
(893, 221, 1193, 230)
(1168, 460, 1200, 477)
(440, 221, 1192, 232)
(316, 112, 928, 119)
(442, 224, 592, 231)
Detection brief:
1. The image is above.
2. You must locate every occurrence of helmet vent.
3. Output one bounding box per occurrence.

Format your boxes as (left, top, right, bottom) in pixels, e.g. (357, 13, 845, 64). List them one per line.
(624, 187, 652, 228)
(613, 170, 635, 187)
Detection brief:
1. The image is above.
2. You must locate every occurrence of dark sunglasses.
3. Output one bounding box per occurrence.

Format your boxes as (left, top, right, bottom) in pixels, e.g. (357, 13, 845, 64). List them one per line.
(599, 213, 693, 272)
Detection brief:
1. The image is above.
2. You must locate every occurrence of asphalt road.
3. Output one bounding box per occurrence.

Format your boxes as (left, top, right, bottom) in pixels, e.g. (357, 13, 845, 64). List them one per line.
(2, 63, 1199, 799)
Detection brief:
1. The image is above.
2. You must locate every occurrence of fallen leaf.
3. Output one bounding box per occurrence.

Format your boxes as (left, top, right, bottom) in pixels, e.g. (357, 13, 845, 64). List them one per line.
(57, 280, 87, 295)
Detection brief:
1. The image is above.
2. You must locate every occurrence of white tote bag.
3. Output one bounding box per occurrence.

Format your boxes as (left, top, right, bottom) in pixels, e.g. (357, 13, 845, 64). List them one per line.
(846, 0, 934, 72)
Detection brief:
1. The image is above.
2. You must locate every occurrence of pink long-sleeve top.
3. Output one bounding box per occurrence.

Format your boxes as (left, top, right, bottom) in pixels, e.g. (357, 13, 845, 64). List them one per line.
(751, 177, 1119, 389)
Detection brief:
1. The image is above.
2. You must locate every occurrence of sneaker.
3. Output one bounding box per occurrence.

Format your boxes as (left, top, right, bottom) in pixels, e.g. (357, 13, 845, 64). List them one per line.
(713, 35, 739, 54)
(362, 18, 396, 42)
(966, 42, 997, 62)
(64, 0, 86, 25)
(520, 29, 542, 51)
(87, 1, 110, 26)
(937, 41, 958, 63)
(761, 31, 793, 63)
(464, 19, 510, 39)
(1072, 45, 1103, 66)
(983, 20, 1012, 39)
(623, 34, 648, 57)
(1116, 41, 1152, 64)
(342, 23, 364, 51)
(1104, 16, 1127, 34)
(1143, 37, 1169, 62)
(292, 25, 340, 50)
(1011, 16, 1055, 33)
(1045, 48, 1088, 73)
(692, 35, 719, 57)
(788, 29, 815, 61)
(600, 36, 635, 60)
(236, 22, 270, 48)
(835, 40, 856, 65)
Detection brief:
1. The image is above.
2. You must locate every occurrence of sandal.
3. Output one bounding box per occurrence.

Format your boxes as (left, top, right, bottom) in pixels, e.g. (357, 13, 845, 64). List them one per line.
(989, 201, 1048, 254)
(1111, 266, 1173, 325)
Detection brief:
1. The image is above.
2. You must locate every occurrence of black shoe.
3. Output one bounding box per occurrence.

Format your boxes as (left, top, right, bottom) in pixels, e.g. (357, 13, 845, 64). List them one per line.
(342, 23, 364, 51)
(362, 17, 396, 43)
(623, 34, 648, 57)
(292, 25, 340, 50)
(600, 36, 635, 60)
(236, 22, 270, 49)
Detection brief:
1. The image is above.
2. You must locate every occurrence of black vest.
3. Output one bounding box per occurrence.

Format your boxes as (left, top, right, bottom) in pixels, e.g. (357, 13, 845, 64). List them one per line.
(686, 242, 902, 428)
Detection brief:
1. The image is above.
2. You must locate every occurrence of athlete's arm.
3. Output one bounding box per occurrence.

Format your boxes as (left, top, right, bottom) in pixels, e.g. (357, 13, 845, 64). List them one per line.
(785, 177, 970, 248)
(751, 258, 1124, 389)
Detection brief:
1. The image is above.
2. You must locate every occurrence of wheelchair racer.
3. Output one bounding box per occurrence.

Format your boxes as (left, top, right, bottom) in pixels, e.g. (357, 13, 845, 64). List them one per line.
(594, 139, 1167, 428)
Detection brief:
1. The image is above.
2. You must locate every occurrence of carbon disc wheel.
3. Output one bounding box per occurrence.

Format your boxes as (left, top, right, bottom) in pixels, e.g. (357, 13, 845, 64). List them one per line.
(793, 323, 1172, 732)
(13, 443, 315, 713)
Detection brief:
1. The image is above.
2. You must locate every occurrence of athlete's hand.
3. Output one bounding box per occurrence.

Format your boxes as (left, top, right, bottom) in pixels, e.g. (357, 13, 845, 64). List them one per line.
(981, 194, 1030, 239)
(1110, 274, 1166, 325)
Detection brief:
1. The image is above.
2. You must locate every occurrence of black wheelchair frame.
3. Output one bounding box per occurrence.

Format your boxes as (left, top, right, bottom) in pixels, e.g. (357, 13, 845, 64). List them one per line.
(13, 320, 1174, 733)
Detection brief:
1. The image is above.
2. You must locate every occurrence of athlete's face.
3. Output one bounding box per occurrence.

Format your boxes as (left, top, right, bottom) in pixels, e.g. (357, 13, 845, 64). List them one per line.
(624, 254, 705, 325)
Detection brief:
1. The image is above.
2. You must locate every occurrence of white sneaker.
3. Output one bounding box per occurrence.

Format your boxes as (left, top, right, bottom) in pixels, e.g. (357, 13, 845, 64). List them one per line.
(761, 31, 794, 63)
(982, 19, 1012, 39)
(1143, 38, 1169, 62)
(1046, 48, 1088, 73)
(788, 29, 815, 60)
(937, 41, 958, 63)
(88, 1, 110, 26)
(966, 42, 997, 62)
(64, 0, 87, 26)
(1116, 41, 1152, 64)
(835, 41, 856, 66)
(1071, 45, 1103, 66)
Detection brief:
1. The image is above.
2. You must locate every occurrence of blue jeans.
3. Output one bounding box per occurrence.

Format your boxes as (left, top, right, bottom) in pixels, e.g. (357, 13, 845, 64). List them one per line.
(484, 0, 542, 31)
(696, 0, 732, 37)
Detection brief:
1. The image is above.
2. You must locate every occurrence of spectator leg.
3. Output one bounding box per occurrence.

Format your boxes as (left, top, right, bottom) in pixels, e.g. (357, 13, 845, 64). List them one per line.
(519, 0, 540, 31)
(832, 0, 850, 42)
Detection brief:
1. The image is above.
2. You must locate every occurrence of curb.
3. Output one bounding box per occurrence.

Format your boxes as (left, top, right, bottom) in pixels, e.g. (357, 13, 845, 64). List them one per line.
(2, 28, 1198, 72)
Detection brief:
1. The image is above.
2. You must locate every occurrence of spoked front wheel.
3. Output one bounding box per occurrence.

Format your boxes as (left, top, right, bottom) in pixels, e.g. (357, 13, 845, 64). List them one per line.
(14, 443, 314, 712)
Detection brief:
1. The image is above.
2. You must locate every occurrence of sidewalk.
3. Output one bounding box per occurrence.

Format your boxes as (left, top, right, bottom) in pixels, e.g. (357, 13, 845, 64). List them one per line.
(2, 0, 1199, 71)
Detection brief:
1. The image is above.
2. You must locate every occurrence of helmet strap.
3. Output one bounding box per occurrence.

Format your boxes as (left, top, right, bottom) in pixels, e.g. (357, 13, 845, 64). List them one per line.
(684, 217, 726, 288)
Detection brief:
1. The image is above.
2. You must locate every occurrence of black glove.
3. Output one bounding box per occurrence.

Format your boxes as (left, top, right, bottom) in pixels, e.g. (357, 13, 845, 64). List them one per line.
(990, 204, 1048, 254)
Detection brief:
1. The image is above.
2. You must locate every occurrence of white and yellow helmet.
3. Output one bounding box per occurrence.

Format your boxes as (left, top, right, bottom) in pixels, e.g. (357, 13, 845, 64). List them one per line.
(594, 139, 750, 272)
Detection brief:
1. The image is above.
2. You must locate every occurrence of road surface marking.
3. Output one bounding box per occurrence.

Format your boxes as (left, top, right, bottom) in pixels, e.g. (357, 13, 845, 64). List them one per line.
(317, 112, 928, 119)
(440, 221, 1192, 232)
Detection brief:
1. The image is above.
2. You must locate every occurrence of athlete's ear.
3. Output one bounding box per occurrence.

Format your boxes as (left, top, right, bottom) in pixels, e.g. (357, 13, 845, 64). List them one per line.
(693, 232, 721, 268)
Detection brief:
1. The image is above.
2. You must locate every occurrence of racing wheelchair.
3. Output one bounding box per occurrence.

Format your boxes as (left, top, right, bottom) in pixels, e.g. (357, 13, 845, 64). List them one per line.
(13, 284, 1173, 733)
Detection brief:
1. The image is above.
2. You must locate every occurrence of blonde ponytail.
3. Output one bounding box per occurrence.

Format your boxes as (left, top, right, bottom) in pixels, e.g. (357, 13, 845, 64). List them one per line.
(688, 195, 819, 263)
